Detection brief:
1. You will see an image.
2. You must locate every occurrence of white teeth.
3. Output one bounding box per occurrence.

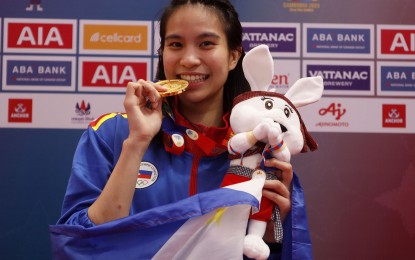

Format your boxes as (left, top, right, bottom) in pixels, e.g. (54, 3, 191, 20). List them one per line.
(180, 74, 207, 82)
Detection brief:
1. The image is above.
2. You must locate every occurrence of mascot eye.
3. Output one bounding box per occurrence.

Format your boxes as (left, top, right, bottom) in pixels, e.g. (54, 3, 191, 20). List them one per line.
(265, 100, 273, 110)
(284, 106, 292, 118)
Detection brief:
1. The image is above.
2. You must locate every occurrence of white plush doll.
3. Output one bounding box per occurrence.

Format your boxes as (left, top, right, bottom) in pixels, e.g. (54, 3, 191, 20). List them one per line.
(220, 45, 324, 259)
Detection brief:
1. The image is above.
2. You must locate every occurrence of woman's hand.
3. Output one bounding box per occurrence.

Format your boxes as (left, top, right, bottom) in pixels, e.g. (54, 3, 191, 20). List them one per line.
(124, 80, 167, 144)
(261, 158, 293, 243)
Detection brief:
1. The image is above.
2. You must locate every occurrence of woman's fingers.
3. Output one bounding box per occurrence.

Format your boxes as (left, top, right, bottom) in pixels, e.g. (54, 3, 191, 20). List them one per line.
(125, 80, 166, 110)
(264, 158, 293, 191)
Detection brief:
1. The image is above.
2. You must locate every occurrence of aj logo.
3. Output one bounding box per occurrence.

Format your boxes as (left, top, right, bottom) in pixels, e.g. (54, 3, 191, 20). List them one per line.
(319, 103, 346, 120)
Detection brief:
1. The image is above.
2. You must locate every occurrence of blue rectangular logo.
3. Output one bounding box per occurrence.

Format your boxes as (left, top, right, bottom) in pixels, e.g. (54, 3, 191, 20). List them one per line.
(380, 66, 415, 92)
(6, 60, 72, 87)
(306, 64, 371, 91)
(242, 26, 297, 53)
(307, 28, 371, 54)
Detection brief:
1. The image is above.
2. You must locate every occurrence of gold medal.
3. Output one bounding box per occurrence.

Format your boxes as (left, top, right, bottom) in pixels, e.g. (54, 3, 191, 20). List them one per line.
(156, 79, 189, 97)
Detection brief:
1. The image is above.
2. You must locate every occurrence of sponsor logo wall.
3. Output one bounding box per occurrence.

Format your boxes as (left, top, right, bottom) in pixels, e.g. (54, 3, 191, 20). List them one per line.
(0, 17, 414, 133)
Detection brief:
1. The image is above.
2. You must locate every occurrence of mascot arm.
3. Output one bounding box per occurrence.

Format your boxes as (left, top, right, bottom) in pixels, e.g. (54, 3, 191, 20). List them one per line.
(228, 132, 257, 155)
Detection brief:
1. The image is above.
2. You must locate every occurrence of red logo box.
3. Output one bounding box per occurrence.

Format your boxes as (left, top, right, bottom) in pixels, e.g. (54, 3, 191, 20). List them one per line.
(8, 99, 33, 123)
(382, 104, 406, 128)
(81, 61, 147, 87)
(7, 22, 74, 50)
(380, 29, 415, 55)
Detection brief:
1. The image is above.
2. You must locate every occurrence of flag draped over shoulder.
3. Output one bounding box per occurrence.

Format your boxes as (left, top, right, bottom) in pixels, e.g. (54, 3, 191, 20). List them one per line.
(49, 176, 265, 260)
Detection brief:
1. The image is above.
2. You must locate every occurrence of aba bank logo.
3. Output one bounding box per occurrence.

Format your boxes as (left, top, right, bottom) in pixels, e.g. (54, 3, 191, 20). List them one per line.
(306, 64, 371, 91)
(382, 104, 406, 128)
(8, 99, 33, 123)
(80, 20, 151, 54)
(242, 23, 299, 55)
(282, 0, 320, 13)
(80, 59, 149, 89)
(380, 64, 415, 92)
(5, 59, 72, 87)
(71, 100, 94, 124)
(306, 27, 371, 54)
(316, 102, 349, 128)
(378, 25, 415, 56)
(4, 18, 76, 53)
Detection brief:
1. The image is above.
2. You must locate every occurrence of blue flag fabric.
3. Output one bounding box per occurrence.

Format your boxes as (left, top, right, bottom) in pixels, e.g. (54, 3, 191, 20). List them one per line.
(50, 177, 264, 260)
(50, 174, 312, 260)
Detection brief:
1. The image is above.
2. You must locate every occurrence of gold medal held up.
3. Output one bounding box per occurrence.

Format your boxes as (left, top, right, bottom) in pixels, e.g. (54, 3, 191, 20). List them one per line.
(156, 79, 189, 97)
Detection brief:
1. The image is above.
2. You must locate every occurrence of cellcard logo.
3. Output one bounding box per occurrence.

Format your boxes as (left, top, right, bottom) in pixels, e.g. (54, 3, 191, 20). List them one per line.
(79, 58, 149, 91)
(282, 0, 320, 13)
(304, 24, 373, 58)
(80, 20, 151, 55)
(378, 25, 415, 59)
(4, 18, 76, 54)
(242, 23, 299, 56)
(8, 99, 33, 123)
(382, 104, 406, 128)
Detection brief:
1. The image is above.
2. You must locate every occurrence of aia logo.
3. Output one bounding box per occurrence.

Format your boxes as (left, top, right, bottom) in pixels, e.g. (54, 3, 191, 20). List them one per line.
(80, 59, 148, 89)
(382, 104, 406, 128)
(319, 103, 346, 120)
(75, 100, 91, 116)
(8, 99, 33, 123)
(380, 29, 415, 55)
(5, 18, 76, 53)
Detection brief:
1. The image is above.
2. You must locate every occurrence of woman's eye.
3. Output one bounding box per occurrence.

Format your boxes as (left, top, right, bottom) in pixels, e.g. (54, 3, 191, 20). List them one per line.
(200, 41, 215, 47)
(265, 100, 273, 110)
(167, 42, 182, 48)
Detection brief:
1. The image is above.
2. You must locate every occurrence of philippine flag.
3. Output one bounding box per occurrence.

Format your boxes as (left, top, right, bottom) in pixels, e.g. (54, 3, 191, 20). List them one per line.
(49, 174, 266, 259)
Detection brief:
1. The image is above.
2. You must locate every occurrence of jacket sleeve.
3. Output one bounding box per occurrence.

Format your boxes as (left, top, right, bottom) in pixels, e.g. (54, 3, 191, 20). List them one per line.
(57, 118, 119, 227)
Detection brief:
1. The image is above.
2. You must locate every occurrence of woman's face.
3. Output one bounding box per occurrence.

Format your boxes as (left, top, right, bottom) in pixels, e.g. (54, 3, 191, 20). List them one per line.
(162, 4, 240, 107)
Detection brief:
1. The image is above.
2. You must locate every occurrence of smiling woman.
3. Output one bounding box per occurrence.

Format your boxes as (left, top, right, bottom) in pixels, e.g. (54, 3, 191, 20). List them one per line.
(54, 0, 311, 259)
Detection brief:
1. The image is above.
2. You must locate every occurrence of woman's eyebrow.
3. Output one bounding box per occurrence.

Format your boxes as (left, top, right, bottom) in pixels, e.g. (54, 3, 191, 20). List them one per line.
(165, 32, 221, 41)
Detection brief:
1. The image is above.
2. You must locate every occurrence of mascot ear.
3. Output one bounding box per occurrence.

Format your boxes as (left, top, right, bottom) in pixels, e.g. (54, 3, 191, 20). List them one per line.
(285, 76, 324, 108)
(242, 44, 274, 92)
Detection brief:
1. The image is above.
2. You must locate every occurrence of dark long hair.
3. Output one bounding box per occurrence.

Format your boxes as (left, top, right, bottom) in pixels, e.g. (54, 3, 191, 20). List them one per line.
(155, 0, 250, 112)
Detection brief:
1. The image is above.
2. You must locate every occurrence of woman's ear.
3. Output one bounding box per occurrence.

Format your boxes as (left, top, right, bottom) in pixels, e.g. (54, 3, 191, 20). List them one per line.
(229, 47, 242, 70)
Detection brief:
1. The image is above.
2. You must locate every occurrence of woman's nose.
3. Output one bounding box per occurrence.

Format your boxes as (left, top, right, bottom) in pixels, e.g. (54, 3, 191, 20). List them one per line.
(180, 48, 201, 67)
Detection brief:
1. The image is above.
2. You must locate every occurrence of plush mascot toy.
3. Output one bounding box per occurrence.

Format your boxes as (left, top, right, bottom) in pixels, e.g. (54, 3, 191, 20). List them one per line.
(220, 44, 324, 260)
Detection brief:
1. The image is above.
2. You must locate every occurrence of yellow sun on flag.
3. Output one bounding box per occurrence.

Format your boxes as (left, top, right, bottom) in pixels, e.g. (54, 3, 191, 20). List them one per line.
(206, 207, 228, 225)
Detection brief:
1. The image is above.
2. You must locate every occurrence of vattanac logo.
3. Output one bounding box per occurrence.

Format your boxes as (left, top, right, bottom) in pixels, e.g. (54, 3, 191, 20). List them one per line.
(283, 0, 320, 13)
(72, 100, 94, 124)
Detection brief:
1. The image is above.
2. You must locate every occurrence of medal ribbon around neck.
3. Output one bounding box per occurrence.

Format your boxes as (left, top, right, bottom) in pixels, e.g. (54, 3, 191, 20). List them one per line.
(161, 101, 231, 156)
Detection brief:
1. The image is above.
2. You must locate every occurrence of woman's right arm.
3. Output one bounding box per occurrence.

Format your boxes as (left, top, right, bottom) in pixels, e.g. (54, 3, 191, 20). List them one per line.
(86, 80, 167, 225)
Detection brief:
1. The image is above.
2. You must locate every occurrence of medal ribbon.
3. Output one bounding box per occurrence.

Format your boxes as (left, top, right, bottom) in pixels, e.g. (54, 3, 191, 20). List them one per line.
(161, 101, 231, 156)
